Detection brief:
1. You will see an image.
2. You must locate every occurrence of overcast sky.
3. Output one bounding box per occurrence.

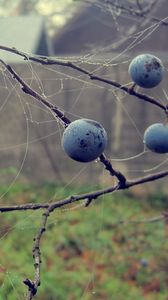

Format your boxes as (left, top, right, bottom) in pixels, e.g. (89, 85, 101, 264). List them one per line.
(0, 0, 80, 35)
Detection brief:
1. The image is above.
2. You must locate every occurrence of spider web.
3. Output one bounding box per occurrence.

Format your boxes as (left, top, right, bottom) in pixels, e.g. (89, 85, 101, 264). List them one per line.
(0, 2, 168, 299)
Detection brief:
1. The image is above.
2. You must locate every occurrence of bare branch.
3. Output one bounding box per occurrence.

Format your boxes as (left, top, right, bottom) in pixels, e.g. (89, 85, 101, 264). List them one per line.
(24, 210, 49, 300)
(99, 153, 126, 187)
(0, 59, 71, 128)
(89, 74, 166, 111)
(0, 203, 49, 213)
(1, 169, 168, 214)
(0, 47, 166, 113)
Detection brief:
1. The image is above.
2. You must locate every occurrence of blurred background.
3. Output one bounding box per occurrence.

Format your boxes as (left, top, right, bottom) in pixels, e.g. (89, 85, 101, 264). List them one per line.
(0, 0, 168, 186)
(0, 1, 168, 299)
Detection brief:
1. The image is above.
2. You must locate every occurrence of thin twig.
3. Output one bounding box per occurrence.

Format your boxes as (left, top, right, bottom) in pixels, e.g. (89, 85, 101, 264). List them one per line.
(105, 215, 165, 228)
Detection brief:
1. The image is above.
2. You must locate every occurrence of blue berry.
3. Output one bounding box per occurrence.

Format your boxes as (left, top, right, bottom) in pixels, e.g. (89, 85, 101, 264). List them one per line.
(129, 54, 164, 88)
(144, 123, 168, 153)
(62, 119, 107, 162)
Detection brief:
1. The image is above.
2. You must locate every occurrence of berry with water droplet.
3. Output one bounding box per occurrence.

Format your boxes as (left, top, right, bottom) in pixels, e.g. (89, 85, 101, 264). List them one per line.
(62, 119, 107, 162)
(129, 54, 164, 88)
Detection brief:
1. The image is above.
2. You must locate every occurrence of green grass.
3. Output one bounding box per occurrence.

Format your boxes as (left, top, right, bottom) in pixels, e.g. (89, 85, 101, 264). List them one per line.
(0, 183, 167, 300)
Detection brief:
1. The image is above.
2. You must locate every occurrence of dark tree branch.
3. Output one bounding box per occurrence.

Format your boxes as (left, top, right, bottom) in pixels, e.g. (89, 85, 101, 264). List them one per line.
(24, 210, 49, 300)
(0, 59, 71, 128)
(0, 46, 166, 113)
(1, 169, 168, 214)
(89, 74, 166, 111)
(0, 203, 49, 213)
(99, 153, 126, 187)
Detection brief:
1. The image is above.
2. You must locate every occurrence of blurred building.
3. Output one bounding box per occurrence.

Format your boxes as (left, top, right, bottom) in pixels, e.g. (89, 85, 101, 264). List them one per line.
(0, 16, 52, 62)
(53, 1, 168, 55)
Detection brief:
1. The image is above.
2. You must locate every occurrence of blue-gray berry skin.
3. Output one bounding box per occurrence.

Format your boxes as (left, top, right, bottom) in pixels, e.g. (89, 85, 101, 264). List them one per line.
(129, 54, 164, 88)
(144, 123, 168, 153)
(62, 119, 107, 162)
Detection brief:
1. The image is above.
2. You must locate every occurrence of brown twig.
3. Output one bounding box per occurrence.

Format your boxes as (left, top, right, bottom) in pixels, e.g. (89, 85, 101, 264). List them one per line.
(0, 203, 48, 213)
